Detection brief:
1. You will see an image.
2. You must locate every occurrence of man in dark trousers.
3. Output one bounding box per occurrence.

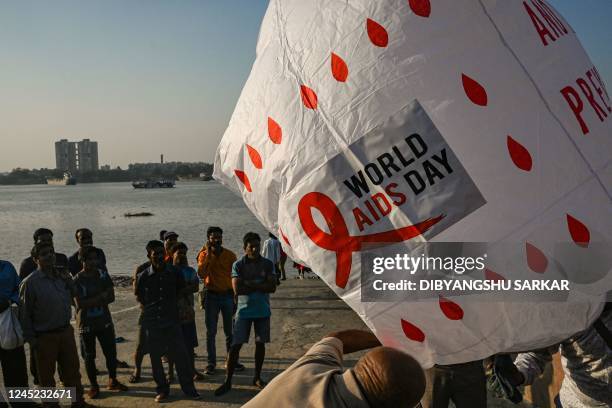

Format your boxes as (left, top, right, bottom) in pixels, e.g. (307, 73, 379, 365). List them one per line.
(19, 241, 88, 407)
(19, 228, 70, 386)
(67, 229, 129, 370)
(73, 246, 128, 399)
(128, 230, 168, 383)
(134, 240, 199, 402)
(215, 232, 276, 396)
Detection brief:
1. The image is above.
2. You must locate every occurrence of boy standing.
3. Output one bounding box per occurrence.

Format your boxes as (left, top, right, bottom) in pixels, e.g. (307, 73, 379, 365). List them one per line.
(167, 242, 204, 381)
(73, 246, 128, 399)
(215, 232, 276, 396)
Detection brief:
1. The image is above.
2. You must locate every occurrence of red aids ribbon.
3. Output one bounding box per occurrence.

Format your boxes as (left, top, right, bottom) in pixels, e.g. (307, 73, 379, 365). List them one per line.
(298, 192, 445, 288)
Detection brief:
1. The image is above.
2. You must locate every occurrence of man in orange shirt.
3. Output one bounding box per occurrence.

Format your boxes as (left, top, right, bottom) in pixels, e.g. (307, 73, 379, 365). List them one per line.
(197, 226, 244, 375)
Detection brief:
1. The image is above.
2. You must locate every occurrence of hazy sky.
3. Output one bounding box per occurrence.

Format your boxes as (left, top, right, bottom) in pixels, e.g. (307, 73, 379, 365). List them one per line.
(0, 0, 610, 172)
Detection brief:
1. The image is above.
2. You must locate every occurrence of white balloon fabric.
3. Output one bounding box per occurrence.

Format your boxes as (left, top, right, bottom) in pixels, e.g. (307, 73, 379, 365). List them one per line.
(214, 0, 612, 367)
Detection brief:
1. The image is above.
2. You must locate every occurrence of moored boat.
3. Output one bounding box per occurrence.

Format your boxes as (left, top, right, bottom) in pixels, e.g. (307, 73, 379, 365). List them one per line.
(47, 172, 77, 186)
(132, 179, 175, 189)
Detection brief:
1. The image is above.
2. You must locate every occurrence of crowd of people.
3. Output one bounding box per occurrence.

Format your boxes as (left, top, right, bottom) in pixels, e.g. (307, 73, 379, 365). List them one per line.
(0, 226, 286, 406)
(0, 226, 610, 407)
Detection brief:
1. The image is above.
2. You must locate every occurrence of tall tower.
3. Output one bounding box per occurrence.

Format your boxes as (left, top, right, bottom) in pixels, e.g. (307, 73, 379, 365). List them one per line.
(55, 139, 77, 172)
(77, 139, 99, 172)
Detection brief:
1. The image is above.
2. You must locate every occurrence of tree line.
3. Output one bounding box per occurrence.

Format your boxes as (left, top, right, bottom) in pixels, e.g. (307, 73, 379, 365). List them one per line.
(0, 162, 214, 185)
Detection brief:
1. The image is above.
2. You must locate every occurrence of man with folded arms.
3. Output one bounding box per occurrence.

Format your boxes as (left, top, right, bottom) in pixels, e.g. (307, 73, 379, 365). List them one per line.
(215, 232, 276, 396)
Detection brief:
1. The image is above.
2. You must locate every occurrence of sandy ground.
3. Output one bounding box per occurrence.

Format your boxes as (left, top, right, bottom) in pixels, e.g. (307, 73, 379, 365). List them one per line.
(3, 278, 532, 407)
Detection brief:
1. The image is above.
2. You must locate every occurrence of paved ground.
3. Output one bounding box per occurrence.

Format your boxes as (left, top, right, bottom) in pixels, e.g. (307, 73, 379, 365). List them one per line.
(3, 278, 533, 407)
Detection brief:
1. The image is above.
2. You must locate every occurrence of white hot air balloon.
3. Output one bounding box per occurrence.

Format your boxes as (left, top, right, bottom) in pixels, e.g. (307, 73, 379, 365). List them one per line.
(214, 0, 611, 367)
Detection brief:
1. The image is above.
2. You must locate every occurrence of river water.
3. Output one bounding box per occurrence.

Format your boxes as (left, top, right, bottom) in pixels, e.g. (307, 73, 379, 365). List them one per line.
(0, 181, 269, 276)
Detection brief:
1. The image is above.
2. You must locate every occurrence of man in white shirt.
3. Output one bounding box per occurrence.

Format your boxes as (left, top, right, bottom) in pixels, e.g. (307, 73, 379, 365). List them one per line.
(261, 233, 281, 284)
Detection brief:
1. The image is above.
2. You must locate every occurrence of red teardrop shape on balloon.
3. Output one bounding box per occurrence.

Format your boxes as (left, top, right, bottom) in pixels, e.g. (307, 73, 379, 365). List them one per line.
(401, 319, 425, 342)
(462, 74, 488, 106)
(300, 85, 318, 110)
(439, 296, 464, 320)
(246, 144, 263, 170)
(267, 117, 282, 144)
(566, 214, 590, 248)
(526, 242, 547, 273)
(484, 268, 506, 281)
(507, 135, 533, 171)
(409, 0, 431, 17)
(331, 53, 349, 82)
(366, 18, 389, 47)
(280, 228, 291, 247)
(234, 169, 252, 193)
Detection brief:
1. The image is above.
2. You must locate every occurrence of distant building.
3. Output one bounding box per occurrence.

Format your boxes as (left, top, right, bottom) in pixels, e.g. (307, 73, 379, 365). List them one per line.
(77, 139, 99, 172)
(100, 164, 111, 171)
(55, 139, 99, 172)
(55, 139, 78, 172)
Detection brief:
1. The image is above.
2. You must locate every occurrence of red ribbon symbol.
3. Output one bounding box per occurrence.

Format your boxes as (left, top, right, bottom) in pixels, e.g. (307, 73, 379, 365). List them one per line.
(298, 192, 445, 288)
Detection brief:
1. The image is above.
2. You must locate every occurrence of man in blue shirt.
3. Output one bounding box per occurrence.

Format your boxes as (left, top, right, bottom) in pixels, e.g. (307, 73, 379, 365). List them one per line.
(215, 232, 276, 396)
(0, 259, 32, 403)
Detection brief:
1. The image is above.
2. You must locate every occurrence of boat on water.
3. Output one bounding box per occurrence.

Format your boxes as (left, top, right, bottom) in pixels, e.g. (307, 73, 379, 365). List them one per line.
(132, 179, 175, 189)
(199, 173, 213, 181)
(47, 172, 77, 186)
